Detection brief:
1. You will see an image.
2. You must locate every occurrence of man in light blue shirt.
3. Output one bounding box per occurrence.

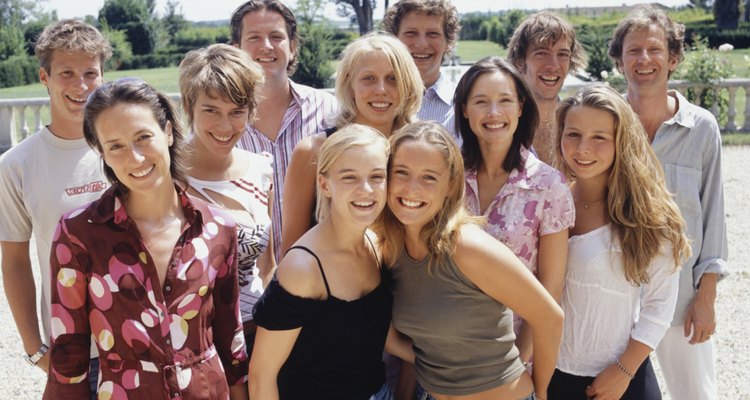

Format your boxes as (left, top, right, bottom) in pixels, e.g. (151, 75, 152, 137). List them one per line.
(609, 7, 729, 400)
(382, 0, 460, 140)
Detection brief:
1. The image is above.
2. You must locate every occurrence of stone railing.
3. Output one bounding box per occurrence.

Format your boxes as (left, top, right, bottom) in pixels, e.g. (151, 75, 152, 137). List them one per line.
(1, 79, 749, 153)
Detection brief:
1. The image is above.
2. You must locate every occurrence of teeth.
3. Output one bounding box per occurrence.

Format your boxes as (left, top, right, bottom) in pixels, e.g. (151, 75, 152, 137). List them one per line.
(256, 57, 276, 63)
(211, 133, 233, 142)
(131, 165, 154, 178)
(540, 75, 559, 83)
(576, 159, 595, 165)
(66, 95, 87, 103)
(371, 102, 390, 108)
(412, 53, 431, 59)
(484, 122, 507, 129)
(401, 199, 422, 208)
(353, 201, 374, 207)
(636, 69, 655, 74)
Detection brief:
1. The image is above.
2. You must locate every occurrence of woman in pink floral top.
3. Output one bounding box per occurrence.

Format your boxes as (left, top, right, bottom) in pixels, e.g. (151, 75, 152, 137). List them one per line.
(454, 57, 575, 366)
(43, 79, 248, 400)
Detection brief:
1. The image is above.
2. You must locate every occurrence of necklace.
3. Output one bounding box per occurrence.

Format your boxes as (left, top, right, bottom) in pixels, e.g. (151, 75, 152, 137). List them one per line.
(576, 199, 605, 210)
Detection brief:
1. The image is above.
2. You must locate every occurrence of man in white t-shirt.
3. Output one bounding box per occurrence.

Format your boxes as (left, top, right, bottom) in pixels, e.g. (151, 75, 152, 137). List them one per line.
(0, 19, 111, 389)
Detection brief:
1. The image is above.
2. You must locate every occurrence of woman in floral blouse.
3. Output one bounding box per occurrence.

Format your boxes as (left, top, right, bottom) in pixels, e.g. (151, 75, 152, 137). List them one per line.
(43, 78, 248, 400)
(454, 56, 575, 366)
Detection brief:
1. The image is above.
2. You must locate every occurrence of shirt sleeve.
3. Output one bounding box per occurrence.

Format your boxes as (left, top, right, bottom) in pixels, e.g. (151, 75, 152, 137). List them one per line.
(212, 223, 249, 386)
(43, 218, 92, 399)
(0, 152, 32, 241)
(631, 246, 680, 350)
(252, 279, 325, 330)
(540, 173, 575, 236)
(693, 121, 729, 285)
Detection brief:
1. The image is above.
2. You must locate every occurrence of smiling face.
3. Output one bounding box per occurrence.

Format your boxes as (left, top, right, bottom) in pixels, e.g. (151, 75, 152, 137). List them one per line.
(40, 50, 103, 137)
(351, 51, 401, 135)
(560, 105, 616, 184)
(96, 103, 174, 195)
(237, 9, 295, 82)
(396, 11, 450, 87)
(387, 140, 450, 232)
(463, 70, 523, 150)
(521, 37, 571, 102)
(319, 145, 388, 227)
(620, 25, 677, 91)
(191, 91, 249, 156)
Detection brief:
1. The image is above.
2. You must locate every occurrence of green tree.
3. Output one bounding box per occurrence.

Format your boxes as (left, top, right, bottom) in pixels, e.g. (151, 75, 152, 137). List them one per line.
(714, 0, 740, 29)
(99, 0, 157, 55)
(579, 25, 614, 81)
(162, 0, 187, 41)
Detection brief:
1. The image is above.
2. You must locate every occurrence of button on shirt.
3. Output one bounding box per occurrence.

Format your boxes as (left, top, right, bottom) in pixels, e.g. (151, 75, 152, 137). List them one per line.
(44, 185, 248, 399)
(236, 80, 337, 262)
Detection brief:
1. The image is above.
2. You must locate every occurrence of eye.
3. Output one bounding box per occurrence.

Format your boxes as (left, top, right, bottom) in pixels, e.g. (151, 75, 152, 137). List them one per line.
(371, 173, 385, 182)
(564, 131, 580, 138)
(137, 133, 152, 142)
(108, 143, 122, 151)
(393, 168, 408, 176)
(423, 174, 437, 182)
(428, 32, 442, 38)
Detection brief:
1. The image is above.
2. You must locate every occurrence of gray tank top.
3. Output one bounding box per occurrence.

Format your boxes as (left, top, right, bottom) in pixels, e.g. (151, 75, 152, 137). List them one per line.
(391, 251, 525, 396)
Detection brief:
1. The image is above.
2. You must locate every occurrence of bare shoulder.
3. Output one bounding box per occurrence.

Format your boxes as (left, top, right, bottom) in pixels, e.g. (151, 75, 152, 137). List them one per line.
(364, 229, 383, 263)
(276, 246, 327, 300)
(454, 223, 522, 276)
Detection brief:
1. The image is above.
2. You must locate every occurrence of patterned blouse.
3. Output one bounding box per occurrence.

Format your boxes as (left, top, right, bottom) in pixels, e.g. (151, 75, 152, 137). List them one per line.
(465, 148, 575, 274)
(43, 184, 248, 400)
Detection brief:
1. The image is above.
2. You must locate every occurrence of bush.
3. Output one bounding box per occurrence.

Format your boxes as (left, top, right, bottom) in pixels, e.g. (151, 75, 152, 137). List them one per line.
(102, 28, 133, 71)
(0, 55, 38, 88)
(673, 35, 733, 125)
(291, 23, 336, 89)
(684, 22, 750, 48)
(579, 25, 614, 81)
(120, 53, 183, 70)
(0, 25, 25, 61)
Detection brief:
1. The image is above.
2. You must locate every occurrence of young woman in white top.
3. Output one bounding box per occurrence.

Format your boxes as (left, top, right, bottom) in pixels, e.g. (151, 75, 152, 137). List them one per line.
(179, 44, 274, 356)
(550, 84, 691, 400)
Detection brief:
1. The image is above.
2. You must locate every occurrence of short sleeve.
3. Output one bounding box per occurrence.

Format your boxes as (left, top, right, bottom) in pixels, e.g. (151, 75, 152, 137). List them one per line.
(0, 151, 32, 241)
(252, 279, 325, 330)
(540, 173, 575, 236)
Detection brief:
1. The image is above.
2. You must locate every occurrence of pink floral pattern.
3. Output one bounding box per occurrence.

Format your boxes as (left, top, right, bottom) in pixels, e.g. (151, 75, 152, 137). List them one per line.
(44, 185, 247, 400)
(465, 148, 575, 274)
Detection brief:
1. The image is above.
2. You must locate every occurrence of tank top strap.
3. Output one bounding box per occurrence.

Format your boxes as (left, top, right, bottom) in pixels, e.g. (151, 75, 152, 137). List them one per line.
(287, 245, 332, 298)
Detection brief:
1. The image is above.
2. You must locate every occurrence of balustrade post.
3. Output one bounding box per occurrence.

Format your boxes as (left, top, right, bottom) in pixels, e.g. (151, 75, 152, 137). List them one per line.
(0, 106, 16, 153)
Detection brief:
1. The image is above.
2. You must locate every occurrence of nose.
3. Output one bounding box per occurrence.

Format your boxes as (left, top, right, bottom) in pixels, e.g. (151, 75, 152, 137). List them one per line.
(637, 49, 650, 63)
(577, 138, 592, 154)
(375, 78, 387, 94)
(217, 114, 232, 131)
(128, 146, 146, 165)
(261, 35, 273, 49)
(548, 55, 561, 71)
(414, 33, 428, 49)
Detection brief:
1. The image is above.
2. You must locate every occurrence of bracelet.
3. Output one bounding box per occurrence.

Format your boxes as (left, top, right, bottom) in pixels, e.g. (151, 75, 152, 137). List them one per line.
(615, 359, 635, 380)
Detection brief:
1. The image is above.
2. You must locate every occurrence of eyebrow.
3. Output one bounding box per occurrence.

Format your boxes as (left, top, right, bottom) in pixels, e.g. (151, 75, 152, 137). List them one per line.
(102, 129, 149, 145)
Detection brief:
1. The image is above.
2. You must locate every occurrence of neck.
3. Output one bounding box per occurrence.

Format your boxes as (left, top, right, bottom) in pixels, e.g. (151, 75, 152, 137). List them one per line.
(477, 139, 512, 175)
(317, 214, 369, 251)
(125, 182, 181, 223)
(403, 224, 428, 260)
(627, 85, 674, 142)
(47, 118, 83, 140)
(423, 71, 440, 89)
(535, 96, 558, 122)
(258, 76, 291, 104)
(188, 138, 235, 179)
(572, 176, 608, 205)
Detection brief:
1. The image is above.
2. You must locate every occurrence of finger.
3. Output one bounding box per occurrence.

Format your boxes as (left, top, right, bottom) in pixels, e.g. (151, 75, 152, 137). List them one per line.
(684, 314, 693, 337)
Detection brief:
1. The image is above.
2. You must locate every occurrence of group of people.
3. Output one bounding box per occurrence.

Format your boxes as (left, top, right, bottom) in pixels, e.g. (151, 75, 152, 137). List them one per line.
(0, 0, 727, 400)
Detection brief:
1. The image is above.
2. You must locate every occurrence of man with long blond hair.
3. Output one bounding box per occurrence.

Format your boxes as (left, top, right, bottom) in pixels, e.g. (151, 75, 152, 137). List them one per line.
(609, 7, 728, 400)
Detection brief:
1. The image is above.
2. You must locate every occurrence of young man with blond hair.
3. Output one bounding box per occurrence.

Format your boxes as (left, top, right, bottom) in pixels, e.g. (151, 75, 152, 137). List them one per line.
(0, 19, 111, 393)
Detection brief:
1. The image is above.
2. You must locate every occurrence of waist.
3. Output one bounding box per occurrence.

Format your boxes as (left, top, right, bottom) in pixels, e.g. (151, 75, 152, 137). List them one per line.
(426, 370, 533, 400)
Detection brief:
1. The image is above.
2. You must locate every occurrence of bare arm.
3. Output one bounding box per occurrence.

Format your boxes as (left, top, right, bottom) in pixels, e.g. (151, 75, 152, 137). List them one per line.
(1, 241, 48, 372)
(279, 136, 320, 256)
(248, 327, 301, 400)
(454, 225, 563, 397)
(384, 323, 414, 363)
(517, 229, 569, 363)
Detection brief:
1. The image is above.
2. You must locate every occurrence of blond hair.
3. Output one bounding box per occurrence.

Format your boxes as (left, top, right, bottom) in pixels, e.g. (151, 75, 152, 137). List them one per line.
(374, 121, 481, 270)
(316, 124, 390, 222)
(179, 43, 264, 127)
(555, 84, 690, 284)
(334, 33, 423, 133)
(34, 19, 112, 74)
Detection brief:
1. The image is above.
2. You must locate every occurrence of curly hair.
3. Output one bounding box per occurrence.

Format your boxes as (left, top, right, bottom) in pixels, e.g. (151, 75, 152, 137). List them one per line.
(554, 84, 690, 284)
(382, 0, 461, 56)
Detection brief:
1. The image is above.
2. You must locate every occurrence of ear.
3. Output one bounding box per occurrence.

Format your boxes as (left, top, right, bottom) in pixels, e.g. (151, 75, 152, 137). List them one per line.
(165, 121, 174, 146)
(668, 55, 678, 73)
(39, 67, 49, 88)
(318, 174, 332, 198)
(518, 100, 523, 118)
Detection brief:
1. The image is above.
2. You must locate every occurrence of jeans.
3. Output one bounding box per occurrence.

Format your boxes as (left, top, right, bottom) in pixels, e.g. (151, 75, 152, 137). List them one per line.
(370, 383, 394, 400)
(416, 382, 535, 400)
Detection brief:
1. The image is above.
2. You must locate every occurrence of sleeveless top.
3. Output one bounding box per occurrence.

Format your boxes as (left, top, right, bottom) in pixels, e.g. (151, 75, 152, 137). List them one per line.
(253, 240, 392, 400)
(187, 151, 273, 322)
(391, 252, 525, 396)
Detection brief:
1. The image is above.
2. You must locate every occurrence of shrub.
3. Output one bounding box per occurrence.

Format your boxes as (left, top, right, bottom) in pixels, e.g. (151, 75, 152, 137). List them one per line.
(102, 28, 133, 71)
(0, 55, 38, 88)
(291, 23, 336, 89)
(578, 25, 614, 81)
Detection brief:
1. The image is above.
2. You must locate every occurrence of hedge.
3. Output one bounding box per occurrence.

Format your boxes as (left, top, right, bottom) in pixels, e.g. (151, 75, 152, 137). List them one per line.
(0, 56, 38, 89)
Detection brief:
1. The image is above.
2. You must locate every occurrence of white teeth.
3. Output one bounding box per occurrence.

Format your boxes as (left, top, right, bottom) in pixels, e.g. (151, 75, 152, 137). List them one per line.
(66, 95, 87, 103)
(636, 69, 655, 74)
(371, 102, 390, 108)
(540, 75, 559, 83)
(211, 133, 232, 142)
(256, 57, 276, 62)
(484, 122, 507, 129)
(401, 199, 422, 208)
(576, 159, 595, 165)
(131, 165, 154, 178)
(412, 53, 431, 59)
(353, 201, 374, 207)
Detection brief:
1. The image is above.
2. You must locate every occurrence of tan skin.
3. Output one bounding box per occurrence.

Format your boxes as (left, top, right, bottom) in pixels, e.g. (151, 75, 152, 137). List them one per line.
(620, 25, 718, 343)
(463, 70, 568, 366)
(2, 50, 104, 373)
(388, 141, 563, 399)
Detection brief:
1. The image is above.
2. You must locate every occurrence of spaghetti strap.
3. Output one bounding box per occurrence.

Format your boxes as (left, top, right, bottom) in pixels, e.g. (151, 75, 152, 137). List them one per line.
(287, 246, 332, 298)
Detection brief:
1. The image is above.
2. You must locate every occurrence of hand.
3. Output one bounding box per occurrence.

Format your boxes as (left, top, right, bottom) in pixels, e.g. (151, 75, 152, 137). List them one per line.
(684, 275, 717, 344)
(36, 351, 49, 374)
(585, 364, 630, 400)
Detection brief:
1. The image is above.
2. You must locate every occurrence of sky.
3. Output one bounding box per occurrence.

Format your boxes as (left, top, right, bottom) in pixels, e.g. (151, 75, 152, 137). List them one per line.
(41, 0, 690, 22)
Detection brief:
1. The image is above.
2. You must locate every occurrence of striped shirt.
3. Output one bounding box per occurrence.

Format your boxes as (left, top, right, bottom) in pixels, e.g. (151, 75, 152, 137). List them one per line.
(237, 80, 338, 262)
(418, 72, 459, 142)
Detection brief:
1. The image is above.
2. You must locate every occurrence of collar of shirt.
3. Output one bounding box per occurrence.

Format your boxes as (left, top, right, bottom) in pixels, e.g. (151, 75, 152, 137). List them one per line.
(663, 90, 697, 130)
(87, 183, 203, 235)
(426, 73, 455, 107)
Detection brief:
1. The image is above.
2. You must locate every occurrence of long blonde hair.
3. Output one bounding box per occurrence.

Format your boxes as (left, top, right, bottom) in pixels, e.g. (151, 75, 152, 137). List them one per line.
(374, 121, 481, 270)
(555, 84, 690, 284)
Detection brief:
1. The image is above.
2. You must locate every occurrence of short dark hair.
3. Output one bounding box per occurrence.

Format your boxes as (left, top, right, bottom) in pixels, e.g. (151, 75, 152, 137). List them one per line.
(230, 0, 300, 74)
(454, 56, 539, 173)
(84, 78, 188, 190)
(506, 11, 586, 74)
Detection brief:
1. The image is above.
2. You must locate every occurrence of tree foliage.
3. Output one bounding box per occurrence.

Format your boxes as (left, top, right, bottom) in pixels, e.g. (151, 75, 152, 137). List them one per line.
(98, 0, 157, 55)
(714, 0, 740, 29)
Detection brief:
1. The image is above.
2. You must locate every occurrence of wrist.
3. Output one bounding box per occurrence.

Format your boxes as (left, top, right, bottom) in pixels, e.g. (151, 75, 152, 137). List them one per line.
(24, 343, 49, 366)
(614, 359, 634, 380)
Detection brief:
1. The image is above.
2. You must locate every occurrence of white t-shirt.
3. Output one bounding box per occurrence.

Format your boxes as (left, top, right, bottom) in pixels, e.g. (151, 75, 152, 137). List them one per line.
(557, 224, 679, 377)
(0, 127, 108, 345)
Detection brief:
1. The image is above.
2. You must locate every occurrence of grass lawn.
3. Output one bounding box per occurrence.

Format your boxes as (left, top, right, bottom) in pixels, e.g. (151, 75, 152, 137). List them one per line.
(454, 40, 507, 63)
